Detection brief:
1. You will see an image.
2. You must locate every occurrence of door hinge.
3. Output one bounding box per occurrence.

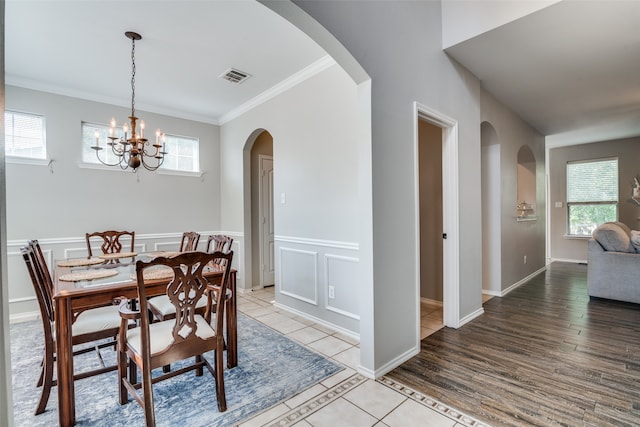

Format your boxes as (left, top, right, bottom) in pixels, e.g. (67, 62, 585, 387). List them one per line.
(443, 233, 447, 239)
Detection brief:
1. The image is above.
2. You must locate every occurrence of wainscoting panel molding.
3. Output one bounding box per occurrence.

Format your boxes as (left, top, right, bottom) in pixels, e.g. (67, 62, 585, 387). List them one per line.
(275, 236, 360, 335)
(325, 254, 359, 320)
(279, 247, 318, 305)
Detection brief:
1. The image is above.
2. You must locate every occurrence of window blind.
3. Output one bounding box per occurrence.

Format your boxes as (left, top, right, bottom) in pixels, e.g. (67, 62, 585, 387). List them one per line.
(566, 158, 618, 203)
(4, 111, 46, 159)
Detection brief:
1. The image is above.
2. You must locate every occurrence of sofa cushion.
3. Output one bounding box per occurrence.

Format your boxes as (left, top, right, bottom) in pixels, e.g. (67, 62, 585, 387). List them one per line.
(612, 221, 632, 236)
(631, 230, 640, 253)
(592, 222, 634, 253)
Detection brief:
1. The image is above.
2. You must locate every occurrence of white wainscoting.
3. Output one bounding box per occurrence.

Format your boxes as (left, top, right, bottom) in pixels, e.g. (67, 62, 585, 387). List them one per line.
(7, 231, 244, 323)
(280, 247, 319, 305)
(275, 236, 359, 335)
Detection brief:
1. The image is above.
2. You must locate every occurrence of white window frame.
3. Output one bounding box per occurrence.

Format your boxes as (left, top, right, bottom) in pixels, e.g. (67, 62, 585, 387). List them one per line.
(157, 133, 202, 177)
(4, 110, 49, 166)
(566, 157, 618, 236)
(79, 121, 127, 170)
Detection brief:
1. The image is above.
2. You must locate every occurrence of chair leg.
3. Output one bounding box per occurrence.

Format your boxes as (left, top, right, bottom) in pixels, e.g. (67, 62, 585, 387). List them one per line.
(36, 354, 45, 387)
(129, 360, 137, 386)
(214, 348, 226, 412)
(142, 365, 156, 427)
(195, 355, 203, 377)
(34, 344, 54, 415)
(117, 347, 129, 405)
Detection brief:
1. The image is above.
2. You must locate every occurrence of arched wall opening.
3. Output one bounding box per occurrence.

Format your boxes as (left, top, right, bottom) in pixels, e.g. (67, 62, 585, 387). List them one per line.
(242, 128, 271, 292)
(481, 121, 501, 294)
(248, 130, 274, 290)
(517, 145, 536, 218)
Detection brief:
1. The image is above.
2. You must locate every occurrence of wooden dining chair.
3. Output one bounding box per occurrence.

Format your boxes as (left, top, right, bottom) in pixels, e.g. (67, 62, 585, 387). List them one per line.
(21, 245, 123, 415)
(148, 234, 233, 322)
(179, 231, 200, 252)
(85, 230, 135, 257)
(117, 251, 233, 426)
(205, 234, 233, 258)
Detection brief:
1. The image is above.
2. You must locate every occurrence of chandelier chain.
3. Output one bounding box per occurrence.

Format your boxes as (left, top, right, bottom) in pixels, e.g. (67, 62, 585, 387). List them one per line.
(130, 37, 136, 118)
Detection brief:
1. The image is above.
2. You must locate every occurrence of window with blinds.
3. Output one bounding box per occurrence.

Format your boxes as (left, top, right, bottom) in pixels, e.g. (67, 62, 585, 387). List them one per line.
(566, 158, 618, 235)
(4, 110, 47, 160)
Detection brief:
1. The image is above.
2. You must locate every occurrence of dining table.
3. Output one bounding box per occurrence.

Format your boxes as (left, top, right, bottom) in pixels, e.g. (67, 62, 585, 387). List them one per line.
(52, 251, 237, 427)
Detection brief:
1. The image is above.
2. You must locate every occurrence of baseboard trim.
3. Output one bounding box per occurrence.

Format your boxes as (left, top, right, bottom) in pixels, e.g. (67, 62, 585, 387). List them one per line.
(369, 346, 420, 379)
(420, 297, 443, 307)
(500, 266, 547, 297)
(549, 257, 587, 264)
(10, 311, 39, 324)
(273, 301, 359, 342)
(459, 307, 484, 327)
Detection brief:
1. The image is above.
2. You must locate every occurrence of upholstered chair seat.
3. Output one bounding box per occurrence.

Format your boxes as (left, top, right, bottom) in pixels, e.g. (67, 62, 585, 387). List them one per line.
(71, 305, 127, 337)
(126, 315, 215, 355)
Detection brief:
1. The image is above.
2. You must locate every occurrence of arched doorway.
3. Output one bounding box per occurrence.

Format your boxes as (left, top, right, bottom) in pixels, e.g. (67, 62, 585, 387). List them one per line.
(481, 121, 501, 294)
(251, 131, 274, 289)
(243, 129, 274, 290)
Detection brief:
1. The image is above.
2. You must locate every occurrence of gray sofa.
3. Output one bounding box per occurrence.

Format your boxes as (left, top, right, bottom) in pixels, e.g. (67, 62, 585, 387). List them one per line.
(587, 221, 640, 304)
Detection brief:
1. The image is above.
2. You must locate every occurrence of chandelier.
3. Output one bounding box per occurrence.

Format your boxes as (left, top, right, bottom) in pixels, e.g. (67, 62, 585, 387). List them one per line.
(92, 31, 167, 172)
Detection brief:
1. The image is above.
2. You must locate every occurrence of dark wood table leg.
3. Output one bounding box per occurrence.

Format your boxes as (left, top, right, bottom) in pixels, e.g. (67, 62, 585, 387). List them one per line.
(55, 296, 75, 426)
(227, 271, 237, 368)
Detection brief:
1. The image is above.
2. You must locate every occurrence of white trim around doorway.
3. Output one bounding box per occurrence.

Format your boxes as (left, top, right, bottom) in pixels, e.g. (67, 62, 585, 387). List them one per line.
(413, 102, 461, 344)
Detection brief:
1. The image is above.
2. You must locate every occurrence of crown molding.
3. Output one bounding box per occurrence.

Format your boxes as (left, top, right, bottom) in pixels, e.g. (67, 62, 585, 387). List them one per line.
(219, 55, 336, 125)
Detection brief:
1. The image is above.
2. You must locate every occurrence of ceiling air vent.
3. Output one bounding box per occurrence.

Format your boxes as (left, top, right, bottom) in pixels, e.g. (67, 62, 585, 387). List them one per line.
(220, 68, 251, 84)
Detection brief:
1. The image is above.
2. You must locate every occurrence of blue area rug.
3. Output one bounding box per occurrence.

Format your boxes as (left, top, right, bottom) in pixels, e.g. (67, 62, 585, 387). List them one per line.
(10, 313, 343, 426)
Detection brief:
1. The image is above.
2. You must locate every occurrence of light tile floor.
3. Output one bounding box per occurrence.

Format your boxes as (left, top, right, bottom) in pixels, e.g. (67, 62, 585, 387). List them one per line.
(237, 287, 492, 427)
(420, 300, 444, 340)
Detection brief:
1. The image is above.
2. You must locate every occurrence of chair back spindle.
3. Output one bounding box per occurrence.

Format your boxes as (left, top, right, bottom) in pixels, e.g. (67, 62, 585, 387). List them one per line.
(179, 231, 201, 252)
(85, 230, 135, 258)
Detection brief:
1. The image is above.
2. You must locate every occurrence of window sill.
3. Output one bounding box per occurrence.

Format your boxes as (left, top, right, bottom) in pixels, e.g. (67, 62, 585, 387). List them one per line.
(78, 162, 134, 173)
(78, 161, 203, 177)
(563, 234, 592, 240)
(6, 156, 50, 166)
(157, 169, 203, 178)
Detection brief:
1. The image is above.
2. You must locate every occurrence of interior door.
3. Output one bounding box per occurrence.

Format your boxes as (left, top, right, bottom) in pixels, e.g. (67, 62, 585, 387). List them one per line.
(259, 155, 275, 287)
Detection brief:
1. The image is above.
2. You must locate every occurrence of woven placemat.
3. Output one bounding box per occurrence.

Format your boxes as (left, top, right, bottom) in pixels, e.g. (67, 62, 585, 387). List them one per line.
(131, 267, 174, 281)
(98, 251, 138, 260)
(57, 258, 105, 268)
(149, 251, 181, 258)
(59, 268, 119, 282)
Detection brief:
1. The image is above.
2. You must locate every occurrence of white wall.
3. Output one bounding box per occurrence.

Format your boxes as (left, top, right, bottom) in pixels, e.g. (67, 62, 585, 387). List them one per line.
(5, 86, 232, 320)
(220, 64, 360, 333)
(288, 0, 484, 375)
(6, 86, 221, 237)
(481, 89, 546, 293)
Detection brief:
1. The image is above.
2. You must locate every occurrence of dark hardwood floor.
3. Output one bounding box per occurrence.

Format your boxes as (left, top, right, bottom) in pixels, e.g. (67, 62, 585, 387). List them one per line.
(386, 262, 640, 427)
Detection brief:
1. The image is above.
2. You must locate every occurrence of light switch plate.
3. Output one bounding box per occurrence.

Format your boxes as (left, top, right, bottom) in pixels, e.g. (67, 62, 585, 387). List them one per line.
(555, 202, 563, 208)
